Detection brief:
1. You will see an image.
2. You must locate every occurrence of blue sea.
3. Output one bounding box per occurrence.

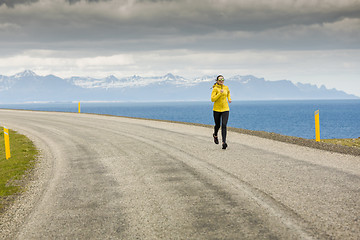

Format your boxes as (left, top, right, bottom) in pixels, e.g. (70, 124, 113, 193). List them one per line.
(1, 100, 359, 139)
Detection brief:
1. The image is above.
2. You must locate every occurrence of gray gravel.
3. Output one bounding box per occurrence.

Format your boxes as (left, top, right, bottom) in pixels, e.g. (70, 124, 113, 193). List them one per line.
(0, 109, 359, 239)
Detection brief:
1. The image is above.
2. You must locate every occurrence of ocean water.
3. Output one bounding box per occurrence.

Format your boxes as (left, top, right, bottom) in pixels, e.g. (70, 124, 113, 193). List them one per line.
(1, 100, 359, 139)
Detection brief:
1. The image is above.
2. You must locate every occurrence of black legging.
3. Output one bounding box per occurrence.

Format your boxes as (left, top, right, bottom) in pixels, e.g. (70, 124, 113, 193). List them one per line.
(213, 111, 229, 143)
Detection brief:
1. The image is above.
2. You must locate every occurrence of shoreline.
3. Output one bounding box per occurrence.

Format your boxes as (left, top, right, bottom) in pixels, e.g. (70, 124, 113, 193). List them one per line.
(1, 108, 360, 156)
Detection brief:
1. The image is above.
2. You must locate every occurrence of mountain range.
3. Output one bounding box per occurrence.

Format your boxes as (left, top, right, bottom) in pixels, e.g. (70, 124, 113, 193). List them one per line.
(0, 70, 358, 103)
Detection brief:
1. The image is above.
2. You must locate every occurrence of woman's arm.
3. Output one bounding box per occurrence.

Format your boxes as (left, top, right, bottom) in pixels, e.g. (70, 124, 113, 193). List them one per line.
(227, 87, 232, 103)
(211, 88, 222, 102)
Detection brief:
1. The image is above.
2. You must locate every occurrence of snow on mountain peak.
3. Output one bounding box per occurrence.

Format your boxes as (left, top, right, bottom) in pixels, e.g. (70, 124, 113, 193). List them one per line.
(164, 73, 176, 80)
(105, 75, 118, 83)
(14, 70, 38, 78)
(106, 75, 117, 80)
(162, 73, 190, 85)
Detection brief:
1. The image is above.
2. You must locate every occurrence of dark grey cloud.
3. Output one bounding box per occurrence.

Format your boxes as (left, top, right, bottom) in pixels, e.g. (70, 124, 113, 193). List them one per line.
(0, 0, 360, 53)
(0, 0, 38, 8)
(66, 0, 109, 4)
(0, 0, 110, 7)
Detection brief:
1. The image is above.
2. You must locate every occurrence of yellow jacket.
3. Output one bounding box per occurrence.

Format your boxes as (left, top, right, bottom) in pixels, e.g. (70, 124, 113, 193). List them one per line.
(211, 83, 231, 112)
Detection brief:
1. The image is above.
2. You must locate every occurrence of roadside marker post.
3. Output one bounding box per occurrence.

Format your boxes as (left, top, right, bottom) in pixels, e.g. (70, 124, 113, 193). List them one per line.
(314, 110, 320, 142)
(78, 102, 81, 113)
(3, 126, 11, 159)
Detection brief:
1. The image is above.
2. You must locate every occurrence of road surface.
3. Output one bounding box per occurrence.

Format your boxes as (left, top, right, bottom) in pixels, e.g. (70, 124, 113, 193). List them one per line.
(0, 109, 359, 239)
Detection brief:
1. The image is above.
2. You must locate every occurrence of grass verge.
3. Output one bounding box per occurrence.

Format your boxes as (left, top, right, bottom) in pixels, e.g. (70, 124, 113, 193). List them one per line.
(321, 138, 360, 148)
(0, 129, 38, 214)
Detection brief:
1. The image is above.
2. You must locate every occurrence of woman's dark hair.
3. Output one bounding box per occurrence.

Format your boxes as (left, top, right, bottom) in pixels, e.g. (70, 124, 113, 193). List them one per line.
(212, 74, 224, 89)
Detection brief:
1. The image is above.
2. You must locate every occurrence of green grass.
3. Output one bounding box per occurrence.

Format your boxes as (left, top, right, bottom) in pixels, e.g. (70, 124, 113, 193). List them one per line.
(0, 129, 38, 214)
(321, 138, 360, 148)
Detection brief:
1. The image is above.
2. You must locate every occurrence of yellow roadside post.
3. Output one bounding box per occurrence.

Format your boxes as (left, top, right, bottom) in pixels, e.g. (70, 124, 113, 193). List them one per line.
(4, 126, 11, 159)
(314, 110, 320, 142)
(78, 101, 81, 113)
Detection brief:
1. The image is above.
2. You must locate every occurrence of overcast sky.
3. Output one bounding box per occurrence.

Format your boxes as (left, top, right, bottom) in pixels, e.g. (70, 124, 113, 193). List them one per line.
(1, 0, 360, 96)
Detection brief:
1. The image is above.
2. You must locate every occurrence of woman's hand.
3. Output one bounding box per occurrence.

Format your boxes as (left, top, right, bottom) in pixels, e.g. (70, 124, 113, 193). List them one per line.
(229, 100, 232, 103)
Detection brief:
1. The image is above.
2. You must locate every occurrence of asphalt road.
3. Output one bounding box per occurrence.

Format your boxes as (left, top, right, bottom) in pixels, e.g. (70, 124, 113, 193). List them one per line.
(0, 109, 359, 239)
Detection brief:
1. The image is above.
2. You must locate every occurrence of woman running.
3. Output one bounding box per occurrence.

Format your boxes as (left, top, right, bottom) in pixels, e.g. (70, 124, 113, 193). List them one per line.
(211, 75, 232, 149)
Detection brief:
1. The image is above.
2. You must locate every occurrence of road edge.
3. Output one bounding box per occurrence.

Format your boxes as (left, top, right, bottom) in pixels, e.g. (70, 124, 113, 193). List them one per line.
(1, 108, 360, 156)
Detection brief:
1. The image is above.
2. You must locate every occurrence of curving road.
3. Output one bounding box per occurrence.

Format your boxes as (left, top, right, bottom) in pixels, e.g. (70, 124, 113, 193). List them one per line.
(0, 109, 359, 239)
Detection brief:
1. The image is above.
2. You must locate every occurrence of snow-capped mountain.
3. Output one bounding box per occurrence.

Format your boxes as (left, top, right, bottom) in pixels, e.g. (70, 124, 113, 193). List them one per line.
(13, 69, 38, 78)
(0, 70, 358, 103)
(66, 73, 191, 89)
